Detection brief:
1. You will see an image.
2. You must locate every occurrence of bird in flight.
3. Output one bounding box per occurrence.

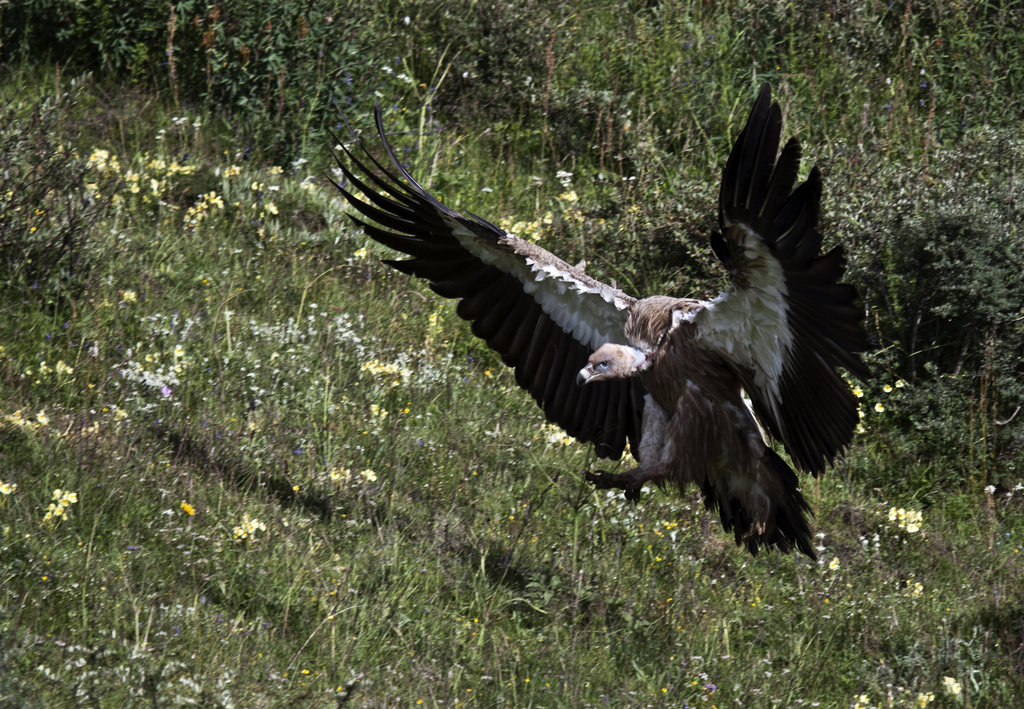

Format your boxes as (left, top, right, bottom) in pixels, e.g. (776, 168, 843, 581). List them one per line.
(331, 85, 870, 558)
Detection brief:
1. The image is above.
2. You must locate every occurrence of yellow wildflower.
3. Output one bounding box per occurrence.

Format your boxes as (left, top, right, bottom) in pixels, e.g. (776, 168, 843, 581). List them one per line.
(42, 487, 79, 524)
(888, 506, 923, 533)
(232, 513, 267, 542)
(329, 467, 352, 483)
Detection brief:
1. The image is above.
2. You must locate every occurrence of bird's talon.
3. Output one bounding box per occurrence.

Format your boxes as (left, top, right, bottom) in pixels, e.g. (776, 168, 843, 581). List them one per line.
(585, 470, 643, 501)
(583, 470, 612, 489)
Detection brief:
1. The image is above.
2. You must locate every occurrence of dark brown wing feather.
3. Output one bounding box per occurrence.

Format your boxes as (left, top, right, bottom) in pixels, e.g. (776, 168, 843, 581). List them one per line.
(715, 85, 871, 475)
(330, 110, 645, 459)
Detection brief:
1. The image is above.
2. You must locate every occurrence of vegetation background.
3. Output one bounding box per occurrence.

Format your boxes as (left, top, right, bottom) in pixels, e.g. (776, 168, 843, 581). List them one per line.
(1, 0, 1022, 706)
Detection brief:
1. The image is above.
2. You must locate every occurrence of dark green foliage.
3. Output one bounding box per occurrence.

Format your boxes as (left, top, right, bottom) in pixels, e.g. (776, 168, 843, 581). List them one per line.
(838, 128, 1024, 489)
(2, 1, 170, 80)
(167, 0, 368, 161)
(2, 1, 371, 162)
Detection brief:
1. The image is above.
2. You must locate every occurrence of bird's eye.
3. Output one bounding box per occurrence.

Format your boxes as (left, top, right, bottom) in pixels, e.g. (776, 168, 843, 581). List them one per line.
(597, 361, 609, 370)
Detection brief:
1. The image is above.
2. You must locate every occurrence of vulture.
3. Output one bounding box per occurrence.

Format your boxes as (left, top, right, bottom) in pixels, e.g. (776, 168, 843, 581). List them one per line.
(331, 85, 870, 558)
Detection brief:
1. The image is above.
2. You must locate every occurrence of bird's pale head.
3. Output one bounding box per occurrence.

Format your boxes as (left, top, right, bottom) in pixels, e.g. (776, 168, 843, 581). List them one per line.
(576, 343, 648, 386)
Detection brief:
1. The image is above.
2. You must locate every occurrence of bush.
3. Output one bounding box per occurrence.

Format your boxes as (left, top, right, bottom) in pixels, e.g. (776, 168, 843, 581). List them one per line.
(2, 1, 374, 163)
(0, 76, 113, 305)
(837, 127, 1024, 489)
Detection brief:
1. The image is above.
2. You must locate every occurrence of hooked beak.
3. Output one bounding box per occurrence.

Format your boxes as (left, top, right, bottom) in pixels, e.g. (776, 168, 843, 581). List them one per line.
(576, 364, 594, 387)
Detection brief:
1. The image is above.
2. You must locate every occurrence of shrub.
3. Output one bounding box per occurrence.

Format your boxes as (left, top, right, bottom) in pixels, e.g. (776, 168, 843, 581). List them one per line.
(837, 127, 1024, 489)
(0, 77, 113, 305)
(2, 1, 374, 163)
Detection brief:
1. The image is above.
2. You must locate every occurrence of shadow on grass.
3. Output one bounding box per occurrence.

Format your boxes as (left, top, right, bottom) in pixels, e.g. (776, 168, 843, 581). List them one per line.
(152, 423, 333, 522)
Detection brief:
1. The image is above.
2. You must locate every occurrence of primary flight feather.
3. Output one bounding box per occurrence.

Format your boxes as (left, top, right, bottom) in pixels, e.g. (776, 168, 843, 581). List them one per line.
(331, 85, 870, 558)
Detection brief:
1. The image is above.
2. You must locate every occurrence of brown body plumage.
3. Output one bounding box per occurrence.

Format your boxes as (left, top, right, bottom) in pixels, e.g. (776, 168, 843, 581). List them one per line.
(331, 85, 870, 558)
(581, 297, 814, 555)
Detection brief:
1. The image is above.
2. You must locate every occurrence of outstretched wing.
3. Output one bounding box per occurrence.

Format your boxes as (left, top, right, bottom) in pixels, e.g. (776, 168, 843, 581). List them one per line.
(331, 109, 645, 459)
(694, 85, 871, 475)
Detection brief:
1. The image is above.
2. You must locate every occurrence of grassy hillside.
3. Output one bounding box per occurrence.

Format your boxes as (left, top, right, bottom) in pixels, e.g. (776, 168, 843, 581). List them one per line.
(2, 1, 1023, 706)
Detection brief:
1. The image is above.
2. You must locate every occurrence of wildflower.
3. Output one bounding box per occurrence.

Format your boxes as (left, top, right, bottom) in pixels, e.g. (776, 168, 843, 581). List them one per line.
(180, 501, 196, 516)
(42, 487, 79, 524)
(941, 676, 961, 696)
(916, 692, 935, 706)
(329, 467, 352, 483)
(874, 402, 885, 413)
(889, 506, 923, 533)
(895, 379, 907, 388)
(851, 386, 864, 398)
(360, 469, 377, 482)
(883, 383, 893, 392)
(0, 481, 16, 495)
(828, 556, 841, 571)
(353, 247, 368, 259)
(87, 148, 110, 169)
(122, 289, 138, 303)
(904, 511, 922, 533)
(232, 513, 267, 542)
(36, 410, 50, 427)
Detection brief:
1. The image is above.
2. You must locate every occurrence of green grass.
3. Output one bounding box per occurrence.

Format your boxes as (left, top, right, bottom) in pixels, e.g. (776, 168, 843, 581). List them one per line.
(2, 2, 1024, 706)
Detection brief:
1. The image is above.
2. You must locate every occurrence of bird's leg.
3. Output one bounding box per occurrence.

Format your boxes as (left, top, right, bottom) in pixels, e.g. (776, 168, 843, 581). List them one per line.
(584, 464, 670, 503)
